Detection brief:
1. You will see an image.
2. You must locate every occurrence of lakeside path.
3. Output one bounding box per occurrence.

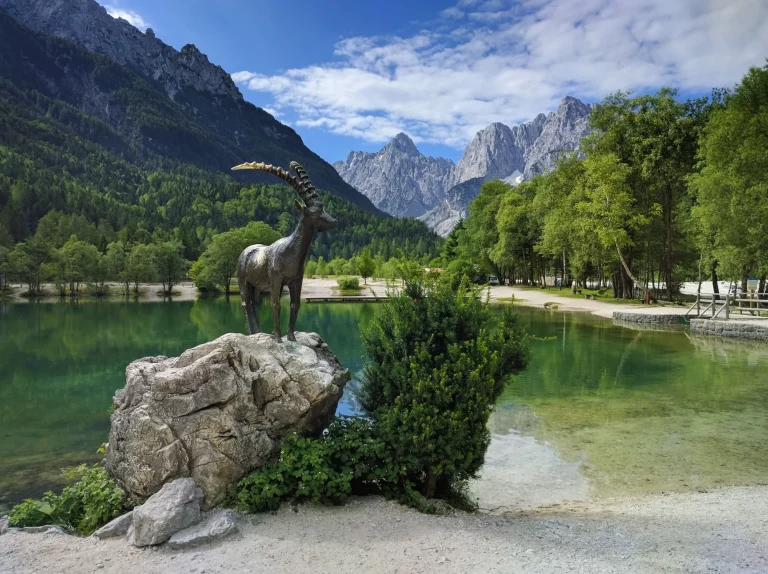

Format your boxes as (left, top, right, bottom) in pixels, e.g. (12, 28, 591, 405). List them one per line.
(2, 486, 767, 574)
(487, 285, 690, 319)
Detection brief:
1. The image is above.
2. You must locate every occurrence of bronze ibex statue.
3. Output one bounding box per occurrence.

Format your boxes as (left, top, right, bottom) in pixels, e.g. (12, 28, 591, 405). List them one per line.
(231, 160, 337, 342)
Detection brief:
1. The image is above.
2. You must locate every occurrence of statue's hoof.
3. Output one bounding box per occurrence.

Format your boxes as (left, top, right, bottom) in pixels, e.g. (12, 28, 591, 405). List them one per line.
(273, 335, 283, 344)
(287, 333, 297, 342)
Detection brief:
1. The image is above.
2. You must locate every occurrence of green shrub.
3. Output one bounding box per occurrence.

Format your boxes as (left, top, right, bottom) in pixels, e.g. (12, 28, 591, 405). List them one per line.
(236, 280, 529, 513)
(359, 279, 529, 498)
(236, 417, 398, 512)
(336, 276, 360, 290)
(8, 464, 134, 534)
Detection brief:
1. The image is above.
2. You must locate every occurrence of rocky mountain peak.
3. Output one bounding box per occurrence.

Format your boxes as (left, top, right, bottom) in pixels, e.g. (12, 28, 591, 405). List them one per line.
(386, 133, 421, 157)
(523, 96, 594, 179)
(339, 96, 593, 232)
(0, 0, 243, 102)
(333, 134, 454, 218)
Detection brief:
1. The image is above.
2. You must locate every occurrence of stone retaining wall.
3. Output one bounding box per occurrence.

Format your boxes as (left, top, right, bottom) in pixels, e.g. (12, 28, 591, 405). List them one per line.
(612, 311, 685, 325)
(690, 319, 768, 341)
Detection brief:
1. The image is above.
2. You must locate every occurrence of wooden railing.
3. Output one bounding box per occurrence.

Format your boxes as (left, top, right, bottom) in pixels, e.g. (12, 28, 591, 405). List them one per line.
(686, 292, 768, 319)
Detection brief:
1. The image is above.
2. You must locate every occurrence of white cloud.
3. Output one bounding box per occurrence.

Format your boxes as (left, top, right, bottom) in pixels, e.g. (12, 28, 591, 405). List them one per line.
(441, 7, 465, 19)
(233, 0, 768, 147)
(103, 4, 149, 31)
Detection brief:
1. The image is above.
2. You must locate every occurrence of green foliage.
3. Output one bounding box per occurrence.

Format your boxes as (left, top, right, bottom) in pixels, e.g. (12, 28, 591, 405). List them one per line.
(316, 256, 328, 278)
(236, 417, 398, 512)
(150, 241, 188, 294)
(357, 247, 375, 284)
(8, 464, 133, 535)
(690, 62, 768, 282)
(359, 280, 529, 497)
(190, 222, 281, 293)
(336, 276, 360, 290)
(304, 259, 317, 278)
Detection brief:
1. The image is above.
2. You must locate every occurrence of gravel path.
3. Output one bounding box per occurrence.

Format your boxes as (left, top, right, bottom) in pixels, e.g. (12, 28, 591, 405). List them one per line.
(2, 486, 766, 574)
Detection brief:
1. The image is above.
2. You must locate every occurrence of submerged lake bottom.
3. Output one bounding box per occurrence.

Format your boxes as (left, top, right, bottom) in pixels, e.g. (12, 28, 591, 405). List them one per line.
(1, 298, 766, 512)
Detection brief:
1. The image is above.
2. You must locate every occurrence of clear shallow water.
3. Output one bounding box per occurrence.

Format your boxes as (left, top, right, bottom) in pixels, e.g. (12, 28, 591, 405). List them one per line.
(1, 299, 766, 509)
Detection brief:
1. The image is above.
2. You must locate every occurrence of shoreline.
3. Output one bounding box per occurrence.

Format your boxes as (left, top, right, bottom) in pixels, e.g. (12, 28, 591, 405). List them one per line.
(2, 485, 766, 573)
(1, 279, 674, 316)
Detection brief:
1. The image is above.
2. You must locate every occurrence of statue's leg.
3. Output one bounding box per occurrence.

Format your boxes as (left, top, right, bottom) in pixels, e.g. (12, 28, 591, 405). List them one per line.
(270, 281, 282, 343)
(241, 281, 256, 335)
(251, 289, 263, 333)
(287, 280, 302, 342)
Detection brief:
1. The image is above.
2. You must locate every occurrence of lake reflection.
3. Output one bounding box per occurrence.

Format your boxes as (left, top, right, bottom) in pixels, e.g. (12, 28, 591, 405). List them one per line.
(1, 299, 767, 510)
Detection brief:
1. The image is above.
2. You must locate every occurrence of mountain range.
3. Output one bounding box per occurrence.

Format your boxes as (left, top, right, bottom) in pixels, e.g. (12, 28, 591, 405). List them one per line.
(0, 0, 379, 213)
(334, 96, 595, 235)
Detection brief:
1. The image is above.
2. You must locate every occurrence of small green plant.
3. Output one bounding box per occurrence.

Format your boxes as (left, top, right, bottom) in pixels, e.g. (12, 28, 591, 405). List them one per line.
(235, 417, 398, 512)
(8, 464, 134, 534)
(336, 276, 360, 291)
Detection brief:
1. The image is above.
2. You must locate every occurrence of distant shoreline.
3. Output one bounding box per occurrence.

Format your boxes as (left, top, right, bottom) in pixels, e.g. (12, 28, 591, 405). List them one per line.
(0, 278, 393, 304)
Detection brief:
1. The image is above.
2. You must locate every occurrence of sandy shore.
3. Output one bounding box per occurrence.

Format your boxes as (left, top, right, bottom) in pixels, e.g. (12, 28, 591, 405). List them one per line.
(2, 486, 766, 574)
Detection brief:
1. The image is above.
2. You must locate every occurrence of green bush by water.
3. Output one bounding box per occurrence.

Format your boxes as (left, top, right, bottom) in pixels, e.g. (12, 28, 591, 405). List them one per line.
(360, 279, 529, 497)
(8, 464, 134, 535)
(336, 276, 361, 291)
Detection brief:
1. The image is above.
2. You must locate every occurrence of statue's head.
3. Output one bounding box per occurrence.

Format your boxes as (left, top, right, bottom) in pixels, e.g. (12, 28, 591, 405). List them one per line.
(231, 160, 337, 233)
(298, 199, 337, 232)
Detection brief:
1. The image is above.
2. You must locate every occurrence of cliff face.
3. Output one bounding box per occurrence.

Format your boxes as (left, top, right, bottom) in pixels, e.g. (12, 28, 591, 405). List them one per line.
(448, 115, 546, 189)
(523, 97, 595, 179)
(333, 134, 454, 218)
(338, 99, 593, 235)
(0, 0, 380, 212)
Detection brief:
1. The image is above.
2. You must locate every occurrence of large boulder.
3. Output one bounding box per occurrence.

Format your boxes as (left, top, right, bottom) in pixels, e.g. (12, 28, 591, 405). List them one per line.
(106, 332, 349, 507)
(130, 478, 203, 547)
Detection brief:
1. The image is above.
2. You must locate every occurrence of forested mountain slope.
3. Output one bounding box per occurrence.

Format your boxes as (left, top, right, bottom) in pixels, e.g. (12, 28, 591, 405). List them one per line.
(0, 10, 440, 261)
(0, 0, 378, 212)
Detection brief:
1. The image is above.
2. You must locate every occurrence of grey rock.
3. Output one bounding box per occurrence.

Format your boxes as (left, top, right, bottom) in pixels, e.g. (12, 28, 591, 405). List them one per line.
(93, 511, 133, 539)
(0, 516, 8, 536)
(523, 97, 594, 180)
(129, 478, 204, 547)
(106, 332, 349, 508)
(167, 509, 239, 549)
(417, 200, 463, 238)
(334, 133, 454, 217)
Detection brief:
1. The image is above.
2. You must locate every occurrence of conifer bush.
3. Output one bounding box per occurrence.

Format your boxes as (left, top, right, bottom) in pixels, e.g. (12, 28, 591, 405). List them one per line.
(359, 279, 529, 498)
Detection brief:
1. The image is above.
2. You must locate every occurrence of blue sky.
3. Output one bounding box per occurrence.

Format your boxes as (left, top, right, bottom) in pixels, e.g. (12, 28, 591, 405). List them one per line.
(100, 0, 768, 163)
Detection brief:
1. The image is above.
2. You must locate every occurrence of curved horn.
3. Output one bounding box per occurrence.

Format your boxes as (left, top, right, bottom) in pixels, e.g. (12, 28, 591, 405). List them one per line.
(289, 161, 319, 202)
(231, 161, 307, 199)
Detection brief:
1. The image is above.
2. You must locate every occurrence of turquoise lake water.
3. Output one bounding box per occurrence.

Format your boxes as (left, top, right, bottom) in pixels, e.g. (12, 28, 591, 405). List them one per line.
(1, 298, 766, 510)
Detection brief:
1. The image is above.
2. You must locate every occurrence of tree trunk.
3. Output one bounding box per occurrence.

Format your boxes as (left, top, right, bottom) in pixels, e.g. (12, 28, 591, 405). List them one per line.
(614, 241, 645, 299)
(711, 261, 719, 294)
(424, 471, 438, 498)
